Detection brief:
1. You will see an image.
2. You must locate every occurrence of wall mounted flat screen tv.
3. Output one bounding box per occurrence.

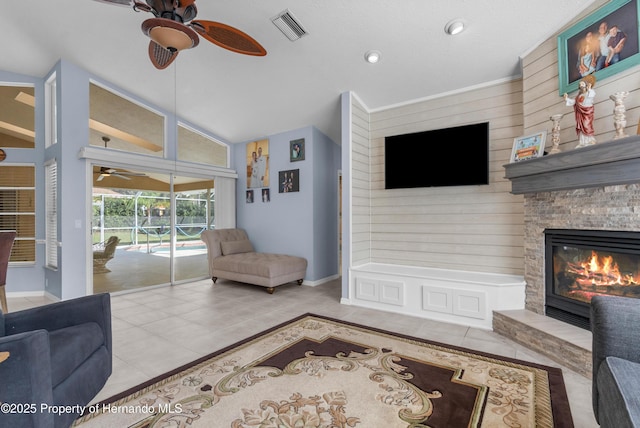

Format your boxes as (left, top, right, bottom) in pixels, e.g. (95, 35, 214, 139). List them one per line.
(385, 122, 489, 189)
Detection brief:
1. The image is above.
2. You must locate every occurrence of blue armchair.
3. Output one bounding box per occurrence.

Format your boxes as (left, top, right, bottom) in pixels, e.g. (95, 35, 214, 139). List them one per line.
(0, 293, 112, 428)
(591, 294, 640, 428)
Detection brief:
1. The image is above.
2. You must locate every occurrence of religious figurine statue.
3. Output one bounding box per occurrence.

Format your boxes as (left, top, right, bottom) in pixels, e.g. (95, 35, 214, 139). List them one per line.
(610, 91, 629, 139)
(563, 74, 596, 148)
(549, 114, 564, 154)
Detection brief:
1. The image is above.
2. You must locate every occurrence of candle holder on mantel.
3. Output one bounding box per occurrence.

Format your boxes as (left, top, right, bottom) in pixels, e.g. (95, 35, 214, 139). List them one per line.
(548, 114, 564, 154)
(610, 91, 629, 139)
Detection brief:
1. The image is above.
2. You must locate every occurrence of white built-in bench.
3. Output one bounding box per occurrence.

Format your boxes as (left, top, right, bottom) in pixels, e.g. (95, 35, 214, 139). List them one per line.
(349, 263, 526, 329)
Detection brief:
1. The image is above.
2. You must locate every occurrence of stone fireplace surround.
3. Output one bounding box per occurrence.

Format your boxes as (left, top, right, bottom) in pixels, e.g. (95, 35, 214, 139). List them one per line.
(493, 135, 640, 378)
(523, 184, 640, 314)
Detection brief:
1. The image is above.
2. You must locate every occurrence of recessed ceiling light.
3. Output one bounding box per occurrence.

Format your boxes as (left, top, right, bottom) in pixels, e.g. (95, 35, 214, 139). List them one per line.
(444, 19, 465, 35)
(364, 50, 381, 64)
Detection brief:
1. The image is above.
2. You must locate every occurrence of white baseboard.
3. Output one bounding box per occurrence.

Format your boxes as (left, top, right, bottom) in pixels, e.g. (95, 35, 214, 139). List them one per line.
(6, 291, 47, 298)
(302, 274, 340, 287)
(45, 291, 61, 302)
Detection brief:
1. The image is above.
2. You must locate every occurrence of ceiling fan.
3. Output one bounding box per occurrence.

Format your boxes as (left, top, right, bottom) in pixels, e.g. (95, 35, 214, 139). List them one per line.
(93, 0, 267, 69)
(95, 166, 147, 181)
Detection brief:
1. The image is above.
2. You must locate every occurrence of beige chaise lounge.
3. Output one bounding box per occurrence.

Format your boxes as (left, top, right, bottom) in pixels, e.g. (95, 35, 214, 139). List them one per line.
(201, 228, 307, 294)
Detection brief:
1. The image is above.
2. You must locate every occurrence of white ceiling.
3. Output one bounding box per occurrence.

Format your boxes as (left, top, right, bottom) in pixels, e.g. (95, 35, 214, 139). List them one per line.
(1, 0, 595, 145)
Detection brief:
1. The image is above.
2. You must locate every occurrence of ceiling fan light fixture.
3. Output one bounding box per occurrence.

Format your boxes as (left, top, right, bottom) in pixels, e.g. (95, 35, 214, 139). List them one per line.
(96, 0, 267, 67)
(365, 50, 381, 64)
(142, 18, 199, 51)
(445, 19, 465, 35)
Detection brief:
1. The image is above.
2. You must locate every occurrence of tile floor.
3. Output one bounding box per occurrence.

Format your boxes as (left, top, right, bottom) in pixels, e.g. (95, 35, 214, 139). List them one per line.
(92, 248, 209, 294)
(8, 278, 598, 427)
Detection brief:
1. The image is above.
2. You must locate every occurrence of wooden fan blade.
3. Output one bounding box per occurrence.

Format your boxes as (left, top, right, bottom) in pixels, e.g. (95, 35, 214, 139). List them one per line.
(92, 0, 134, 6)
(148, 40, 179, 69)
(118, 172, 146, 177)
(191, 20, 267, 56)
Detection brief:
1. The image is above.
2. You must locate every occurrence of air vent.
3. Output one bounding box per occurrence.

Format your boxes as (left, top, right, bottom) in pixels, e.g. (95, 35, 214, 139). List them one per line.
(271, 9, 307, 41)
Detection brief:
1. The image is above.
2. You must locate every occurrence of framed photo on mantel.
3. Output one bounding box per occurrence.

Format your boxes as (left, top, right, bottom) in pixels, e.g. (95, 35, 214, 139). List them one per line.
(510, 131, 546, 163)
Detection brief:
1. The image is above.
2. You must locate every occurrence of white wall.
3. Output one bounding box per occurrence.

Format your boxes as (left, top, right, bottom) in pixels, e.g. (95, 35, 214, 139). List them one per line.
(343, 0, 640, 290)
(347, 80, 526, 276)
(350, 95, 372, 267)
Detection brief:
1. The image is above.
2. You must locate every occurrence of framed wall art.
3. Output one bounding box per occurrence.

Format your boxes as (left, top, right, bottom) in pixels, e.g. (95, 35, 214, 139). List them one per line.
(246, 139, 269, 189)
(290, 138, 305, 162)
(558, 0, 640, 95)
(279, 169, 299, 193)
(261, 188, 270, 202)
(510, 131, 546, 163)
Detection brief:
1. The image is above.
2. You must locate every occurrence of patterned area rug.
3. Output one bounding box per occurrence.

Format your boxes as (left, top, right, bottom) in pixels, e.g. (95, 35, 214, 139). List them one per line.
(75, 314, 573, 427)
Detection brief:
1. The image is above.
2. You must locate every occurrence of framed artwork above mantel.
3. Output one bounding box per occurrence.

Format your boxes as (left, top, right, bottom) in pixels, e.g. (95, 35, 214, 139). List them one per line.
(557, 0, 640, 95)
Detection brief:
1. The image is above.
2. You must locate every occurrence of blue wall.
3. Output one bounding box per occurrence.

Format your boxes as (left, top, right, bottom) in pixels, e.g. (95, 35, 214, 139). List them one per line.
(3, 60, 232, 299)
(311, 127, 341, 281)
(235, 126, 341, 283)
(56, 61, 91, 299)
(3, 61, 342, 299)
(340, 92, 352, 299)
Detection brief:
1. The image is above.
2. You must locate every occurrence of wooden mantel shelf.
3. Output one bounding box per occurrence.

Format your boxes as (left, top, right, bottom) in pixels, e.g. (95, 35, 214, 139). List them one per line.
(504, 135, 640, 194)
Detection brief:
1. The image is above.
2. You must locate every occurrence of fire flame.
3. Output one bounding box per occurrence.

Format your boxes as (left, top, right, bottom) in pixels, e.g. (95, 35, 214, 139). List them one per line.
(571, 250, 640, 286)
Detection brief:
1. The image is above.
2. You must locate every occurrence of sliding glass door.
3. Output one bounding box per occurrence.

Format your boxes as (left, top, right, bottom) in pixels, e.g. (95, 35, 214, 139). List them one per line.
(173, 175, 214, 283)
(92, 166, 212, 293)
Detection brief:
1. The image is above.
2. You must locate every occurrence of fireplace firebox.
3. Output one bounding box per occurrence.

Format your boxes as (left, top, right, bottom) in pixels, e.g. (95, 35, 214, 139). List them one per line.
(545, 229, 640, 329)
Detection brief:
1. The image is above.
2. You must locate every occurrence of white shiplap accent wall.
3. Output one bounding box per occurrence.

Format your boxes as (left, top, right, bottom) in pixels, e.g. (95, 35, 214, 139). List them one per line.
(355, 80, 526, 275)
(522, 0, 640, 146)
(351, 95, 372, 266)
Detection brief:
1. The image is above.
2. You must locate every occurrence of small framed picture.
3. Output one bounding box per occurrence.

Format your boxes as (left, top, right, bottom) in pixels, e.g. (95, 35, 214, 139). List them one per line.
(261, 188, 270, 202)
(279, 169, 300, 193)
(510, 131, 546, 163)
(290, 138, 305, 162)
(246, 190, 254, 203)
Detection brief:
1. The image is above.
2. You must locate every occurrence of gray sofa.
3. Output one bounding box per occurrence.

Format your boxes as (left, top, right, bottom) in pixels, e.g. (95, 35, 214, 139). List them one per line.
(202, 228, 307, 294)
(0, 293, 112, 428)
(591, 294, 640, 428)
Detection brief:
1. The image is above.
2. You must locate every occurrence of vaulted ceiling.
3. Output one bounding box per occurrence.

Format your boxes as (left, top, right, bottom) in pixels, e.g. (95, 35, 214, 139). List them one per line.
(1, 0, 594, 144)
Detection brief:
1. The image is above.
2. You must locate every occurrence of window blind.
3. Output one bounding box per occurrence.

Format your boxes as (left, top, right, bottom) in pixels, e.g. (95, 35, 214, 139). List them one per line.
(45, 160, 58, 268)
(0, 165, 36, 262)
